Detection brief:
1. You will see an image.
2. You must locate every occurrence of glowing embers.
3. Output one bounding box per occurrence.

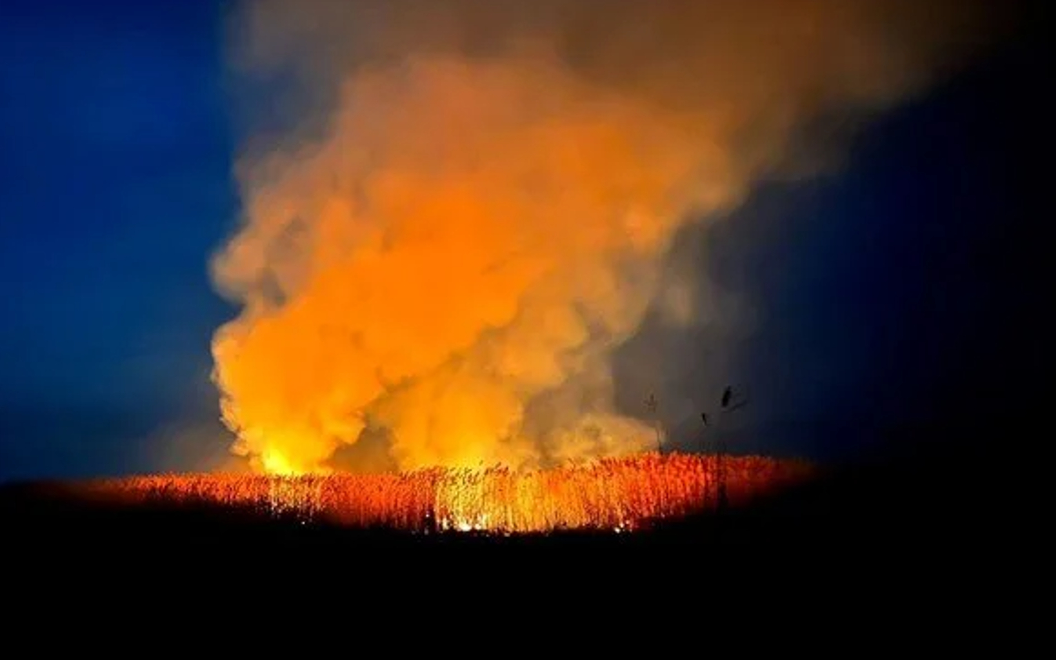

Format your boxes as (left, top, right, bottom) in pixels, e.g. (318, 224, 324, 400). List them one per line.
(92, 453, 810, 534)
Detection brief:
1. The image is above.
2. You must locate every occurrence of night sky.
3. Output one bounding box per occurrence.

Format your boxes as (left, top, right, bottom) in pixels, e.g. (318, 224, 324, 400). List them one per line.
(0, 0, 1050, 480)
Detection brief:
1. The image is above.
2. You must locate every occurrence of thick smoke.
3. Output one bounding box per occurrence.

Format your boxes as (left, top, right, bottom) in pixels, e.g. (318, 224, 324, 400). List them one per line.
(212, 0, 993, 473)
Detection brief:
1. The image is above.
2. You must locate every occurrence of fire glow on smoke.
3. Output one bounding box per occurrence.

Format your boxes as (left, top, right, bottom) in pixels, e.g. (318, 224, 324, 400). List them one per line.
(209, 0, 988, 475)
(92, 453, 809, 534)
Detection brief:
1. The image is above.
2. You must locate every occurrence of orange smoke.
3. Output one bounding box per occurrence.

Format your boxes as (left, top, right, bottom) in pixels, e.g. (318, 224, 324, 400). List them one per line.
(211, 0, 996, 473)
(92, 453, 810, 534)
(213, 53, 725, 473)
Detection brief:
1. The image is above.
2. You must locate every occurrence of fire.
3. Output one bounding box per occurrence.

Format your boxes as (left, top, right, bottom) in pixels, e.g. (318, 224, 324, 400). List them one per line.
(204, 0, 995, 479)
(210, 51, 700, 474)
(260, 450, 301, 476)
(208, 0, 988, 474)
(89, 453, 810, 534)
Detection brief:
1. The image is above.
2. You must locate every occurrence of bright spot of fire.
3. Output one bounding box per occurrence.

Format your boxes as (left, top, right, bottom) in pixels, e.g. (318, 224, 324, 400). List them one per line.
(260, 450, 302, 477)
(89, 453, 809, 534)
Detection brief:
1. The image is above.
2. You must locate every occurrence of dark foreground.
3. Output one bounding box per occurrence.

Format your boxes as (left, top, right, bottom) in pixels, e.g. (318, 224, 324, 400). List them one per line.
(0, 435, 1028, 642)
(1, 439, 1028, 628)
(1, 432, 1010, 579)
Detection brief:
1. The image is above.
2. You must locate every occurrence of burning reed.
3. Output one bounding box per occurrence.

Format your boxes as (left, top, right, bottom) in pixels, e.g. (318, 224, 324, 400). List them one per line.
(89, 453, 810, 534)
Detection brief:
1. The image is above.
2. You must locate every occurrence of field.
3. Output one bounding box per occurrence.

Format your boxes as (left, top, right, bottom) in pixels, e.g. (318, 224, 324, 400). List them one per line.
(1, 432, 1004, 591)
(80, 453, 810, 534)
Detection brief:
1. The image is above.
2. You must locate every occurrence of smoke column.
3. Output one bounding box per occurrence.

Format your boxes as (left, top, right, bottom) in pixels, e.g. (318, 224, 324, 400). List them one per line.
(211, 0, 994, 473)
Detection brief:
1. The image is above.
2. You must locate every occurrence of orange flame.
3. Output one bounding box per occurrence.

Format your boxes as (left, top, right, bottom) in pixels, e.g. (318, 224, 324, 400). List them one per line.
(90, 453, 810, 534)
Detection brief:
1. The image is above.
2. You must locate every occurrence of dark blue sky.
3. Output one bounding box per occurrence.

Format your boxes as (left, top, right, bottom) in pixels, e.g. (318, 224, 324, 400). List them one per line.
(0, 1, 1049, 480)
(1, 1, 237, 477)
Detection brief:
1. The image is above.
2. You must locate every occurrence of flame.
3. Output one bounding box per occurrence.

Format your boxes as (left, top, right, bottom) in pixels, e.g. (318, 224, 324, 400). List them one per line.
(260, 450, 301, 476)
(90, 453, 810, 534)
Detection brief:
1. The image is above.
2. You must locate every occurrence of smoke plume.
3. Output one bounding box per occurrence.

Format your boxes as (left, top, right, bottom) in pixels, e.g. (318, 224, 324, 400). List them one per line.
(211, 0, 994, 473)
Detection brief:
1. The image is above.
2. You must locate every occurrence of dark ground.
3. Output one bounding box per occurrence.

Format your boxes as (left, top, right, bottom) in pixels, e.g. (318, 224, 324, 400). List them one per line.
(1, 430, 1032, 635)
(1, 426, 1015, 579)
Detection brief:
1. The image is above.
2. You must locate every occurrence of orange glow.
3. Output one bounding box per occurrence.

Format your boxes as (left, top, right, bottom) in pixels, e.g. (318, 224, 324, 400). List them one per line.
(210, 0, 992, 476)
(211, 53, 709, 473)
(259, 450, 303, 476)
(89, 453, 810, 534)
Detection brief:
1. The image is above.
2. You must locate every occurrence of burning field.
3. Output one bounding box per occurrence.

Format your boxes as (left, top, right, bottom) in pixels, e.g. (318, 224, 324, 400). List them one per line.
(85, 453, 809, 534)
(36, 2, 972, 539)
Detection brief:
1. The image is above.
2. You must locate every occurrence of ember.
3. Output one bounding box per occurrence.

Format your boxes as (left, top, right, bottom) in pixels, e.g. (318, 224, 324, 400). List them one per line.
(89, 453, 809, 534)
